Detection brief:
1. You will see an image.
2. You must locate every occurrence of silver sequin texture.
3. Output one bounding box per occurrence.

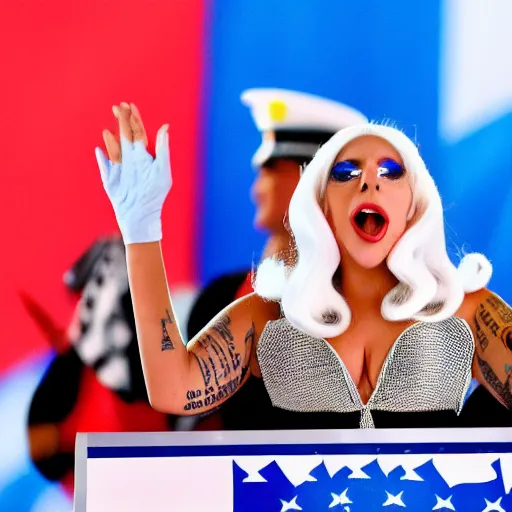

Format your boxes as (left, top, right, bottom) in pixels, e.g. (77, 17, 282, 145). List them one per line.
(256, 317, 474, 428)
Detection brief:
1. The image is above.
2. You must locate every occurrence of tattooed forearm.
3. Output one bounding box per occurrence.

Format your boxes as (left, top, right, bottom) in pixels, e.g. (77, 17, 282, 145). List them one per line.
(161, 309, 175, 351)
(476, 353, 512, 408)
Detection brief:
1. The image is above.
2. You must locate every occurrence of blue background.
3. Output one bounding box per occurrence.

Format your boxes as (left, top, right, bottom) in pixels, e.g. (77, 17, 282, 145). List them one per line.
(201, 0, 512, 303)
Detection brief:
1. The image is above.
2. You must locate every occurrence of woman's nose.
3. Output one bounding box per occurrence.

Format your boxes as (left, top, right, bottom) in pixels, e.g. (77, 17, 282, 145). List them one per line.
(360, 168, 380, 192)
(360, 181, 380, 192)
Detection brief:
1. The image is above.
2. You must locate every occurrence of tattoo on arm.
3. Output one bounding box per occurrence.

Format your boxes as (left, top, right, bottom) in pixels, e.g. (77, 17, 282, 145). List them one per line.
(244, 321, 255, 348)
(184, 319, 256, 412)
(475, 294, 512, 408)
(196, 335, 222, 386)
(211, 316, 234, 346)
(212, 316, 241, 370)
(475, 305, 489, 352)
(476, 353, 512, 408)
(483, 294, 512, 351)
(475, 301, 503, 352)
(161, 309, 175, 351)
(192, 353, 211, 387)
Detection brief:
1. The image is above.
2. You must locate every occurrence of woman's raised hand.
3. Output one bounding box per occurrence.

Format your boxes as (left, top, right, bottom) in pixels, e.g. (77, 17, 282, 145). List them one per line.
(95, 103, 172, 244)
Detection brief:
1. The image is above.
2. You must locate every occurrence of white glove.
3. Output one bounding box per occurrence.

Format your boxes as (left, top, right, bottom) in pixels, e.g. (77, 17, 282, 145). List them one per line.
(95, 103, 172, 244)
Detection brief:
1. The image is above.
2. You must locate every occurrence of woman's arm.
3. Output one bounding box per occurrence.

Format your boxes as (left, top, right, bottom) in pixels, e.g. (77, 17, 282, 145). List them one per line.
(126, 242, 263, 414)
(464, 289, 512, 408)
(95, 102, 272, 415)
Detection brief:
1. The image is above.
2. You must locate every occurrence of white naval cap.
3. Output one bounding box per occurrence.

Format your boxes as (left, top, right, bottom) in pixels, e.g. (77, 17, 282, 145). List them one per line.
(241, 88, 368, 167)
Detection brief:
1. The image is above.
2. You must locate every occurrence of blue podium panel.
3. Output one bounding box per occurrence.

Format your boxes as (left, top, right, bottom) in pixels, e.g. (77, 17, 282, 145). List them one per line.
(75, 428, 512, 512)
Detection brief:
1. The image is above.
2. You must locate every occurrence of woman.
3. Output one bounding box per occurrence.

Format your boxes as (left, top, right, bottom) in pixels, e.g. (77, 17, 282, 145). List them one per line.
(95, 102, 512, 429)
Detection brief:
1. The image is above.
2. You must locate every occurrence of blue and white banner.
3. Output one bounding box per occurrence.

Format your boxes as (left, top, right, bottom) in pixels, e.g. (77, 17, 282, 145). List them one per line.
(77, 430, 512, 512)
(233, 454, 512, 511)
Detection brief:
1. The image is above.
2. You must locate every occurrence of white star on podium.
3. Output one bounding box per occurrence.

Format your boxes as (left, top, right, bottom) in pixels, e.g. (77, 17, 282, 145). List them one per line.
(433, 494, 455, 511)
(482, 497, 505, 512)
(383, 490, 406, 507)
(280, 495, 302, 512)
(329, 488, 352, 508)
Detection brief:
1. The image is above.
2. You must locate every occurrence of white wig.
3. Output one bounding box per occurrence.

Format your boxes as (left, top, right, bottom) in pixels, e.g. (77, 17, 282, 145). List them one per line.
(254, 124, 492, 339)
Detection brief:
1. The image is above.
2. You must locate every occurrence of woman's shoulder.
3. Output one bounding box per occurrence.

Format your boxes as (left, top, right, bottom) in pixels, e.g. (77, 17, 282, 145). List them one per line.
(231, 294, 282, 378)
(186, 270, 251, 340)
(235, 293, 282, 324)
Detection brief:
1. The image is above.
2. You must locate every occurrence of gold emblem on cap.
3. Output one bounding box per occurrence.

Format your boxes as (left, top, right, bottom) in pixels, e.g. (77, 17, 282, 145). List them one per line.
(268, 100, 287, 122)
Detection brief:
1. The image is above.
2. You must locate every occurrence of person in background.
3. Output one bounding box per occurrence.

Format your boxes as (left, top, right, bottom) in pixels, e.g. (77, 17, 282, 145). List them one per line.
(24, 238, 176, 495)
(185, 89, 367, 429)
(187, 88, 367, 339)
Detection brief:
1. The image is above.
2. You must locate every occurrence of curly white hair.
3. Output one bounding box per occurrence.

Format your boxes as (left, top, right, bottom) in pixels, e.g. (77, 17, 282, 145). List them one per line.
(254, 124, 492, 339)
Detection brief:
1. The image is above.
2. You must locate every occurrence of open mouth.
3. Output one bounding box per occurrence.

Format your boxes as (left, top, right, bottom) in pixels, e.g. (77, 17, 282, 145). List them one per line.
(350, 203, 389, 243)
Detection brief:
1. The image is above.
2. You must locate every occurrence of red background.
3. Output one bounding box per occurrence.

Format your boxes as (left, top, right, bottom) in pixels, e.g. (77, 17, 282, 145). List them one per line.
(0, 0, 206, 372)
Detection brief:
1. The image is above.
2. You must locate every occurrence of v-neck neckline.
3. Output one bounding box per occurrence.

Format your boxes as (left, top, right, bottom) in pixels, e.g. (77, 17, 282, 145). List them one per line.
(321, 321, 422, 407)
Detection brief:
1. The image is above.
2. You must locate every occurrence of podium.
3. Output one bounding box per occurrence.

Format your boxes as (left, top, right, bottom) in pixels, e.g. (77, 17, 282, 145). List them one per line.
(75, 428, 512, 511)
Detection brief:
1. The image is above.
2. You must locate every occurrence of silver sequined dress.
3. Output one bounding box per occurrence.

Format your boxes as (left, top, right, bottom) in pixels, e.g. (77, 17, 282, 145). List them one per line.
(256, 317, 474, 428)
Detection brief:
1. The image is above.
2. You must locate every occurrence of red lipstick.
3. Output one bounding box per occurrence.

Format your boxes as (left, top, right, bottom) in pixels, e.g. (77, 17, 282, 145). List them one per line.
(350, 203, 389, 243)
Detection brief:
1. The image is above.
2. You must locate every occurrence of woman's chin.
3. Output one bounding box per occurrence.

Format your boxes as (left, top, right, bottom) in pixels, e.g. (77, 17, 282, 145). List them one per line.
(356, 258, 386, 270)
(347, 246, 388, 270)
